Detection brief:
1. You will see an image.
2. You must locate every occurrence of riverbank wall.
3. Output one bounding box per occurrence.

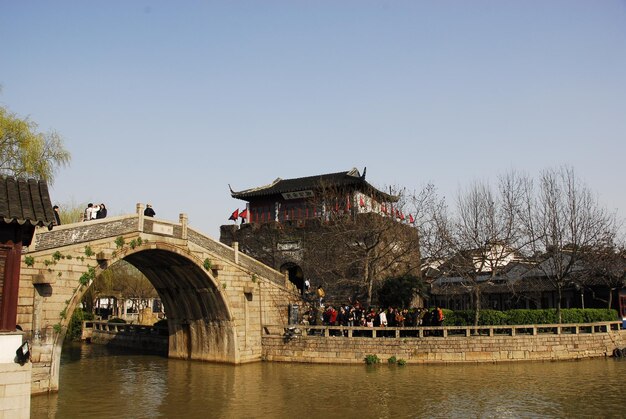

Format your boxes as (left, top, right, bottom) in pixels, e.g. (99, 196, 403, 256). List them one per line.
(262, 322, 626, 364)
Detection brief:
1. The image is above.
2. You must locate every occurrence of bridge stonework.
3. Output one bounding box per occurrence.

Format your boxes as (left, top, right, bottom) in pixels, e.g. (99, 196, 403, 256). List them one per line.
(19, 206, 300, 394)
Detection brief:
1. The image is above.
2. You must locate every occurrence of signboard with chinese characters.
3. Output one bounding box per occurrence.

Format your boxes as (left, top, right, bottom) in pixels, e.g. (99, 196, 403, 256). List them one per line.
(281, 190, 314, 200)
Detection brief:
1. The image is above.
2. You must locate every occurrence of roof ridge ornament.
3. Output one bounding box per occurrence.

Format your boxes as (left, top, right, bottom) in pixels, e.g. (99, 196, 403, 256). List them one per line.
(346, 167, 360, 177)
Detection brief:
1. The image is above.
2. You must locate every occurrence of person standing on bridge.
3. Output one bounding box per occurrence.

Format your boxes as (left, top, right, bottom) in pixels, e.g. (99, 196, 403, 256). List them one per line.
(316, 285, 325, 307)
(144, 204, 156, 217)
(53, 205, 61, 225)
(83, 203, 94, 221)
(96, 203, 107, 219)
(91, 203, 100, 220)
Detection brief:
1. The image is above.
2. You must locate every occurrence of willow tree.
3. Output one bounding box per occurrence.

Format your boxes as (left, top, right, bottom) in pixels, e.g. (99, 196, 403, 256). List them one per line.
(0, 105, 70, 183)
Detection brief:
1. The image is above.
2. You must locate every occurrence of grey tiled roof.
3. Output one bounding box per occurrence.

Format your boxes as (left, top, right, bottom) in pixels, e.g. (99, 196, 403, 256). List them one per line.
(0, 176, 55, 228)
(230, 167, 398, 202)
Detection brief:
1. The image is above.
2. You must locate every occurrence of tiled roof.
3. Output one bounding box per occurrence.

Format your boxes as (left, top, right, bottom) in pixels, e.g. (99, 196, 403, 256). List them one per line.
(230, 167, 398, 202)
(0, 176, 55, 228)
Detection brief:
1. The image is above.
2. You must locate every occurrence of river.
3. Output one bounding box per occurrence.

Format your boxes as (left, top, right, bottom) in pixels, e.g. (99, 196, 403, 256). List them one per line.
(31, 342, 626, 418)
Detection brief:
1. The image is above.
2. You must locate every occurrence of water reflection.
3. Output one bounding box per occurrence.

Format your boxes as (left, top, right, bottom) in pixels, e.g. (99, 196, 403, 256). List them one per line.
(32, 342, 626, 418)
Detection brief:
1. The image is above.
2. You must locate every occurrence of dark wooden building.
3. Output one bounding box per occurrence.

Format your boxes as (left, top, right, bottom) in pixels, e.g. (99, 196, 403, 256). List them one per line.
(227, 167, 399, 225)
(0, 177, 55, 331)
(221, 168, 420, 305)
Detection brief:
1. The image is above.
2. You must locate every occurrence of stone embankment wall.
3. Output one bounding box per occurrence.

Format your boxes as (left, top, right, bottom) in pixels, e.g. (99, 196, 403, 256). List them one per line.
(262, 324, 626, 364)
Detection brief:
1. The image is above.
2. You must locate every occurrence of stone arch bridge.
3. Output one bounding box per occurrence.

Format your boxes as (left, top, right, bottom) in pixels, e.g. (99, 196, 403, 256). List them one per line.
(20, 204, 301, 394)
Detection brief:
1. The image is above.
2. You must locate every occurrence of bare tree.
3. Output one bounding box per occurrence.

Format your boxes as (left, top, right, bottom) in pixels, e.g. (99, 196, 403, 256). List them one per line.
(579, 238, 625, 309)
(304, 184, 421, 306)
(436, 174, 525, 326)
(407, 183, 448, 267)
(520, 166, 616, 322)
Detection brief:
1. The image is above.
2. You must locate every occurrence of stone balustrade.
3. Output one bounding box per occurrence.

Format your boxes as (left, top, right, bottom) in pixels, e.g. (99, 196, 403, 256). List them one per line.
(268, 321, 621, 339)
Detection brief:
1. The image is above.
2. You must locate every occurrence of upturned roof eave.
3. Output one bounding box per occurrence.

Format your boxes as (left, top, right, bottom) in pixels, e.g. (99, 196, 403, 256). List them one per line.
(229, 168, 399, 202)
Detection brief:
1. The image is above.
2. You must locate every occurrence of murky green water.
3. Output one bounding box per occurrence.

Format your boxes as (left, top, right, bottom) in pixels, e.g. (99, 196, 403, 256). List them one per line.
(32, 342, 626, 418)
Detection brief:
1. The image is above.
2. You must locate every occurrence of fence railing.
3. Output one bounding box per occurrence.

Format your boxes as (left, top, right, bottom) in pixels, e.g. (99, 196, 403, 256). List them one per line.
(265, 321, 622, 339)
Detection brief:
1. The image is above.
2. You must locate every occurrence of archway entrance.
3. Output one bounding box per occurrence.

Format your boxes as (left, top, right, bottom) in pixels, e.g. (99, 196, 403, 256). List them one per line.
(280, 262, 305, 293)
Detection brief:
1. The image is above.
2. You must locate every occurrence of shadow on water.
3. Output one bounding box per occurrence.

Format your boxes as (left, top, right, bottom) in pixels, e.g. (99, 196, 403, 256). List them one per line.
(59, 340, 168, 365)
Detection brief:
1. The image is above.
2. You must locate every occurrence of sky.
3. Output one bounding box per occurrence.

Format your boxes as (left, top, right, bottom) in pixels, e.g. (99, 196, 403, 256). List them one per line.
(2, 1, 626, 239)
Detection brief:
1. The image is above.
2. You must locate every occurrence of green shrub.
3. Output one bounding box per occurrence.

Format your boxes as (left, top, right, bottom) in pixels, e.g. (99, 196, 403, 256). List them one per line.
(84, 246, 94, 257)
(479, 310, 509, 325)
(66, 308, 94, 341)
(440, 308, 618, 326)
(397, 359, 407, 366)
(364, 354, 380, 365)
(581, 309, 617, 323)
(387, 356, 397, 364)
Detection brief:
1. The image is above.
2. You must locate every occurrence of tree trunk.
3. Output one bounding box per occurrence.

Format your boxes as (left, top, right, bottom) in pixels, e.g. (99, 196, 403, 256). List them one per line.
(608, 288, 614, 310)
(556, 285, 563, 324)
(473, 287, 480, 327)
(365, 252, 372, 307)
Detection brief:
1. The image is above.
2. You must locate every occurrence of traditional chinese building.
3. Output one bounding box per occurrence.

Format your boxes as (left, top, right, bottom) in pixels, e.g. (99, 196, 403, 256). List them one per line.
(0, 176, 55, 417)
(228, 167, 398, 225)
(0, 177, 56, 330)
(220, 168, 421, 306)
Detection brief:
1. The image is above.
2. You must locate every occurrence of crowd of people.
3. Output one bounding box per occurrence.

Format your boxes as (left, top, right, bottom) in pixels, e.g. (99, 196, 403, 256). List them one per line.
(303, 300, 445, 329)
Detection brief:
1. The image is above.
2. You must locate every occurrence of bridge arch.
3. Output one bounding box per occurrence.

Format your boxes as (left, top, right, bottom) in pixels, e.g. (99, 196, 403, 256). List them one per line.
(121, 242, 238, 361)
(21, 209, 300, 394)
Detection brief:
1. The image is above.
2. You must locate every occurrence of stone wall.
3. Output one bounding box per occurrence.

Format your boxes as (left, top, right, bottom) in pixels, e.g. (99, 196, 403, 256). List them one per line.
(262, 327, 626, 364)
(0, 334, 30, 419)
(0, 363, 31, 418)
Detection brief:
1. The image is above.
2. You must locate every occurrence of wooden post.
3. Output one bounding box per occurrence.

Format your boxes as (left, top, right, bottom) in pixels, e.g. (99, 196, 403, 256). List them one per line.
(0, 242, 22, 331)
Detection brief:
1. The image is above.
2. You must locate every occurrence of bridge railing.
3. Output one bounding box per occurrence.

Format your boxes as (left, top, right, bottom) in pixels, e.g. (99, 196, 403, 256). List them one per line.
(187, 228, 286, 285)
(264, 321, 622, 339)
(27, 205, 287, 286)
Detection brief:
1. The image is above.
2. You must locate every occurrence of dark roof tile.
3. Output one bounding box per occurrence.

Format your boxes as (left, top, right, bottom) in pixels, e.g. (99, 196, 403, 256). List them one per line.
(0, 176, 55, 228)
(231, 167, 398, 202)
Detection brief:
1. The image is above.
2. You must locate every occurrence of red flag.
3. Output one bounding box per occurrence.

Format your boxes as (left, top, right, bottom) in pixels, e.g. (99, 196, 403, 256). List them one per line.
(229, 209, 239, 221)
(381, 204, 387, 214)
(409, 214, 415, 224)
(359, 196, 365, 207)
(239, 209, 248, 219)
(400, 211, 405, 221)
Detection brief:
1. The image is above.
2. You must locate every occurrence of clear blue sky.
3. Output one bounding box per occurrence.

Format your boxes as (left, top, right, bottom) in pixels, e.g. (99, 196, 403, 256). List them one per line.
(2, 1, 625, 238)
